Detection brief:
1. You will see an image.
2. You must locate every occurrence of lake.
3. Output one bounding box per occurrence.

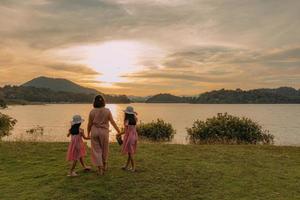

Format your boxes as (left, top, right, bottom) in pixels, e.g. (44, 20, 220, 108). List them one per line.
(2, 103, 300, 146)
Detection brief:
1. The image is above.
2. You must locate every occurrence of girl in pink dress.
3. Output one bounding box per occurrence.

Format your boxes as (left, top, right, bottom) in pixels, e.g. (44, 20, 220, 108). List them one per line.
(66, 115, 91, 177)
(117, 106, 138, 172)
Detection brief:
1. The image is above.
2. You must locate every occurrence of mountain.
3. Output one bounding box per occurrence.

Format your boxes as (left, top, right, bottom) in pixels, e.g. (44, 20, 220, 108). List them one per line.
(192, 87, 300, 104)
(145, 87, 300, 104)
(146, 93, 189, 103)
(128, 95, 151, 103)
(1, 85, 130, 104)
(22, 76, 99, 94)
(0, 76, 131, 104)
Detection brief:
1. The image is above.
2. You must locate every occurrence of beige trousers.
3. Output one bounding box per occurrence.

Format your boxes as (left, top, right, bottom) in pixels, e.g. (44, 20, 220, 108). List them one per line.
(91, 127, 109, 167)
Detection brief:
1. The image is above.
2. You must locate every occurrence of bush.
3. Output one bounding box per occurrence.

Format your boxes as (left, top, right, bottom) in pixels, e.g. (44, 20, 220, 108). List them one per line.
(26, 126, 44, 136)
(26, 126, 44, 141)
(137, 119, 176, 141)
(0, 112, 17, 140)
(0, 99, 6, 109)
(187, 113, 274, 144)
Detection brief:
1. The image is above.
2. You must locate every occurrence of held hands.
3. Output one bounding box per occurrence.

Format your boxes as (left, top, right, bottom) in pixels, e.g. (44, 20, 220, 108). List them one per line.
(85, 134, 91, 140)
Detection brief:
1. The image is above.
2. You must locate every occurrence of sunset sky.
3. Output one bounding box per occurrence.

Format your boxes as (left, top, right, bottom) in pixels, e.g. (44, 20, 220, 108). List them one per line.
(0, 0, 300, 96)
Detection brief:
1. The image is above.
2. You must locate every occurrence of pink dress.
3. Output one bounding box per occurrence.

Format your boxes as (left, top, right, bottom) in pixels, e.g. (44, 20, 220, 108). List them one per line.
(122, 125, 138, 154)
(67, 133, 86, 161)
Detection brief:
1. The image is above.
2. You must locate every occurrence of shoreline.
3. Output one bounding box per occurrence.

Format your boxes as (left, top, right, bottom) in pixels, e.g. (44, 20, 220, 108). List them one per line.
(5, 102, 300, 106)
(2, 139, 300, 147)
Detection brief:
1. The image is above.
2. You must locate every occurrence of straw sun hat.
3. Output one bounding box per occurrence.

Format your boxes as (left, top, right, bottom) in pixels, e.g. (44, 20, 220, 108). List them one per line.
(123, 106, 137, 115)
(71, 115, 85, 125)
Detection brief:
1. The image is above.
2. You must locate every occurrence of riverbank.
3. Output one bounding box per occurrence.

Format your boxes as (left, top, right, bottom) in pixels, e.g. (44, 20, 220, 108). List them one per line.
(1, 142, 300, 200)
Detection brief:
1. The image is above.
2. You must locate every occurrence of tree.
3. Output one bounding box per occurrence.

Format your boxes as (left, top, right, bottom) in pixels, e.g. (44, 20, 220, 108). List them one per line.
(0, 113, 17, 140)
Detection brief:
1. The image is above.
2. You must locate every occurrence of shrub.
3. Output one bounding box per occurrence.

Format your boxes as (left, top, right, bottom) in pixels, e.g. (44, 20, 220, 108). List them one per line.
(137, 119, 176, 141)
(26, 126, 44, 136)
(26, 126, 44, 141)
(187, 113, 274, 144)
(0, 99, 6, 109)
(0, 112, 17, 140)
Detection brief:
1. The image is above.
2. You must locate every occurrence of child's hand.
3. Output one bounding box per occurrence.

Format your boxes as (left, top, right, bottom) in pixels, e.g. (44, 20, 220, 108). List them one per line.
(83, 135, 91, 140)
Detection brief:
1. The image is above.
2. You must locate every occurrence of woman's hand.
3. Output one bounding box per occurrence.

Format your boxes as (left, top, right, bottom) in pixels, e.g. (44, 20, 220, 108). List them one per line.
(116, 132, 121, 137)
(86, 134, 91, 140)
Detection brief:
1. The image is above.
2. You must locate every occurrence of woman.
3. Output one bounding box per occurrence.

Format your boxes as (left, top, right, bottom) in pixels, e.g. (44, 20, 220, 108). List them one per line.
(87, 95, 121, 175)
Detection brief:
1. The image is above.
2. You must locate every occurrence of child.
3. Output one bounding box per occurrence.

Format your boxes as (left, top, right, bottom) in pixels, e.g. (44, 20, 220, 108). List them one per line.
(117, 106, 138, 172)
(67, 115, 91, 176)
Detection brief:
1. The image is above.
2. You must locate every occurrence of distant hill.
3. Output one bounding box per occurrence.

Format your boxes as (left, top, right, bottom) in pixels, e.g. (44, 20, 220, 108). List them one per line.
(0, 85, 130, 104)
(22, 76, 99, 94)
(145, 87, 300, 104)
(0, 76, 131, 104)
(192, 87, 300, 104)
(146, 93, 189, 103)
(128, 95, 150, 103)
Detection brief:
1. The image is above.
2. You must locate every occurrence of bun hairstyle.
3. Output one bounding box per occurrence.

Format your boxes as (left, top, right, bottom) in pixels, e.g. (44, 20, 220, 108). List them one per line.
(93, 95, 106, 108)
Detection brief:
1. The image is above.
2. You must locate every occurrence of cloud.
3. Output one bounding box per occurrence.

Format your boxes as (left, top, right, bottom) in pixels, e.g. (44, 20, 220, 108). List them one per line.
(0, 0, 300, 95)
(46, 63, 100, 75)
(2, 0, 300, 49)
(121, 45, 300, 94)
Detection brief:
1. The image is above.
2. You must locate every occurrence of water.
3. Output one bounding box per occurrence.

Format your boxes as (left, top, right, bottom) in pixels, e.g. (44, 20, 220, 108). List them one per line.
(1, 104, 300, 146)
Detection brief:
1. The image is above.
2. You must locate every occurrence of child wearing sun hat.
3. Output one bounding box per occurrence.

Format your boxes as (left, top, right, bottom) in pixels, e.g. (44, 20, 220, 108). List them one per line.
(116, 106, 138, 172)
(66, 115, 91, 176)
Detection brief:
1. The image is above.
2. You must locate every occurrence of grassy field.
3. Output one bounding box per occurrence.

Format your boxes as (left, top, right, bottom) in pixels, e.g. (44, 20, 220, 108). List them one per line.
(1, 142, 300, 200)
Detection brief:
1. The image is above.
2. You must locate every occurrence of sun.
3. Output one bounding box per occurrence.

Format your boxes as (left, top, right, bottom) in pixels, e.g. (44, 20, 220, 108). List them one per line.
(56, 40, 164, 87)
(85, 40, 146, 84)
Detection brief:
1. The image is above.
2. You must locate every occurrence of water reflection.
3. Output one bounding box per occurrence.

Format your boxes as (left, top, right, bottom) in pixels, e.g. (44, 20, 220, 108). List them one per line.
(2, 103, 300, 145)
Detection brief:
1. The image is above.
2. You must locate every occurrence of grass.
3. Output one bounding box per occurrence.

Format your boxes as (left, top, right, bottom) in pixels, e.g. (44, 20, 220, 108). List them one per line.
(1, 142, 300, 200)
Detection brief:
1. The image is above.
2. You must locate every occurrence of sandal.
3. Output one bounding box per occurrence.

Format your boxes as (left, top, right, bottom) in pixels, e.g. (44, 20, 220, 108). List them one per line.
(84, 166, 91, 171)
(67, 171, 78, 177)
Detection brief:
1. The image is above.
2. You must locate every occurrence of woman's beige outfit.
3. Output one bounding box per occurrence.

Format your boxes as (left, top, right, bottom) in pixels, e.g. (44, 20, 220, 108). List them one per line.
(89, 108, 112, 167)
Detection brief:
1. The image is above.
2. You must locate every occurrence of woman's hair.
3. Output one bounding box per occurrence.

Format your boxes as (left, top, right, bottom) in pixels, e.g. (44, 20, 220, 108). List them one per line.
(69, 123, 81, 135)
(93, 95, 106, 108)
(124, 113, 136, 125)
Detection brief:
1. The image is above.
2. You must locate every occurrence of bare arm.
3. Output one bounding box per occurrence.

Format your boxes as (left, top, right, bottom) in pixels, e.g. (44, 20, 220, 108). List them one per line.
(117, 120, 128, 136)
(109, 111, 121, 134)
(87, 111, 93, 138)
(80, 129, 89, 140)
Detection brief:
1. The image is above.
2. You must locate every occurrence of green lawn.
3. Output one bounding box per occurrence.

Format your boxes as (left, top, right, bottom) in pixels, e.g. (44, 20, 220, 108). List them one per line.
(1, 142, 300, 200)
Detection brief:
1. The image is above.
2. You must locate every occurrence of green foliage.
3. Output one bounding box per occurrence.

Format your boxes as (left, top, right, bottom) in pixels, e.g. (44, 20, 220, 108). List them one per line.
(0, 113, 17, 139)
(0, 85, 130, 104)
(144, 87, 300, 104)
(187, 113, 274, 144)
(192, 87, 300, 104)
(0, 90, 7, 108)
(26, 126, 44, 135)
(137, 119, 176, 141)
(146, 93, 190, 103)
(26, 126, 44, 141)
(0, 98, 7, 108)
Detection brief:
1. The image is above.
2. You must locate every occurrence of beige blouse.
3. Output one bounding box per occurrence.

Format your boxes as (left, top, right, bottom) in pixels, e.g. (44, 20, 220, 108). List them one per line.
(89, 108, 112, 129)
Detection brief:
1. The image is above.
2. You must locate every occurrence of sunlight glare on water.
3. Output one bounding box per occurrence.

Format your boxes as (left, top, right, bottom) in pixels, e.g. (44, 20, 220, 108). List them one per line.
(2, 103, 300, 146)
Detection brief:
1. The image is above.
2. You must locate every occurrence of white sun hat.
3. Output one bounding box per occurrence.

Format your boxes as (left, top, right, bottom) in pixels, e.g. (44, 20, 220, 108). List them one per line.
(123, 106, 137, 115)
(71, 115, 85, 125)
